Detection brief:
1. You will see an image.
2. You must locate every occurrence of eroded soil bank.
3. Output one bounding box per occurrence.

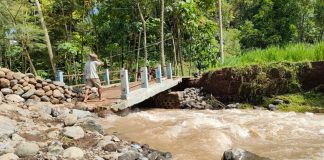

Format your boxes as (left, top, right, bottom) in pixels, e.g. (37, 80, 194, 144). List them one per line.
(145, 61, 324, 112)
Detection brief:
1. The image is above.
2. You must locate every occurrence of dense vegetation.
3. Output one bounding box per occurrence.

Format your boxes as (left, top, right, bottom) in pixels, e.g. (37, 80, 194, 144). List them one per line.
(0, 0, 323, 81)
(214, 42, 324, 69)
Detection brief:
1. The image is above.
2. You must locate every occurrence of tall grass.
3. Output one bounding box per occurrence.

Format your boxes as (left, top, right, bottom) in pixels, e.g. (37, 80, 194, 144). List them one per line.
(213, 42, 324, 69)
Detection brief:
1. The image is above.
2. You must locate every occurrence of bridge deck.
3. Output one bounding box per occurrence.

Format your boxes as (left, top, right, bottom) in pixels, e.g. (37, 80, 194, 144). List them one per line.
(87, 78, 182, 110)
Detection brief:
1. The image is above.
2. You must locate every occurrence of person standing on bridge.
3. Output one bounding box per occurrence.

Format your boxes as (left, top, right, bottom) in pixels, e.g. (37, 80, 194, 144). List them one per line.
(83, 53, 104, 103)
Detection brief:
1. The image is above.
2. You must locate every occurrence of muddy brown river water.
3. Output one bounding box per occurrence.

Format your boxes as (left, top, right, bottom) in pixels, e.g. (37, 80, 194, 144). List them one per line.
(101, 109, 324, 160)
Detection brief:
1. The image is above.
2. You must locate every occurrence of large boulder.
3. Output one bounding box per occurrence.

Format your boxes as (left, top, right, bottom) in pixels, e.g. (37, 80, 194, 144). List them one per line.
(76, 117, 104, 134)
(28, 102, 53, 115)
(0, 116, 16, 139)
(1, 88, 13, 95)
(222, 148, 271, 160)
(63, 147, 84, 160)
(22, 88, 36, 99)
(0, 78, 10, 88)
(71, 109, 92, 119)
(5, 94, 25, 103)
(15, 142, 39, 157)
(62, 126, 84, 140)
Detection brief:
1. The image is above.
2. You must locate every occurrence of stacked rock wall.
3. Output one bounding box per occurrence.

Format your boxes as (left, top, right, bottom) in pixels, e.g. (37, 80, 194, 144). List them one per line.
(0, 68, 77, 104)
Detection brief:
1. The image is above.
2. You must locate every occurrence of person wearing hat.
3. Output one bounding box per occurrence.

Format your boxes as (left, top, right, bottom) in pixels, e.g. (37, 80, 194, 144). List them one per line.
(83, 53, 104, 102)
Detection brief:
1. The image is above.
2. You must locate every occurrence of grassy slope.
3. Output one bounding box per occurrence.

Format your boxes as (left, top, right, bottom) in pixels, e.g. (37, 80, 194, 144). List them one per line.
(213, 42, 324, 69)
(264, 92, 324, 113)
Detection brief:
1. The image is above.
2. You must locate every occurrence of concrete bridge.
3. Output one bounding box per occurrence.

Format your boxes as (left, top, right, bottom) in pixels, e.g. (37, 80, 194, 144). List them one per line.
(56, 63, 182, 111)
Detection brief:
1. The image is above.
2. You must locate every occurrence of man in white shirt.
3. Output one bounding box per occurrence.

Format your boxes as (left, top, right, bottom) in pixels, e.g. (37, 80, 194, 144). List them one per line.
(83, 53, 104, 103)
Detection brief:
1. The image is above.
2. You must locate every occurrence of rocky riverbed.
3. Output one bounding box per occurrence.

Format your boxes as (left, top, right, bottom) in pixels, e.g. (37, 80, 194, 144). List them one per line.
(0, 100, 172, 160)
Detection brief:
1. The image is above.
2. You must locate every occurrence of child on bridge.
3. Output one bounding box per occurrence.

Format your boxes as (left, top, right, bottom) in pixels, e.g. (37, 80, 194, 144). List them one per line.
(83, 53, 104, 103)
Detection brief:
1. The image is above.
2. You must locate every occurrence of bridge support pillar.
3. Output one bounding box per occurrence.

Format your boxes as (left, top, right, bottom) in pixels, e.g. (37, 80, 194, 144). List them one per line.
(104, 69, 110, 86)
(167, 63, 172, 79)
(155, 64, 162, 83)
(56, 71, 64, 83)
(120, 69, 130, 100)
(141, 67, 149, 88)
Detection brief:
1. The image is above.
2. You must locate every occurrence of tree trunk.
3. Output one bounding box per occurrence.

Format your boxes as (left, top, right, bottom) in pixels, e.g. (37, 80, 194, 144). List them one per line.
(171, 34, 177, 76)
(176, 17, 184, 76)
(35, 0, 56, 76)
(218, 0, 224, 64)
(160, 0, 166, 75)
(137, 3, 148, 66)
(22, 43, 37, 76)
(135, 31, 142, 81)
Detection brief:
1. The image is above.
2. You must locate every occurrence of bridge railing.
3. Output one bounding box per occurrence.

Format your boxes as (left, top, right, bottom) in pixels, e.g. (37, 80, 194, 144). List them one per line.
(56, 63, 173, 100)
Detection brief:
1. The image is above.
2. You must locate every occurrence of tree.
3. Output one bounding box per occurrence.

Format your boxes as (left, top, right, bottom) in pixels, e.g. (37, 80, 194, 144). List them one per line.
(137, 2, 148, 67)
(160, 0, 166, 75)
(35, 0, 56, 76)
(218, 0, 224, 64)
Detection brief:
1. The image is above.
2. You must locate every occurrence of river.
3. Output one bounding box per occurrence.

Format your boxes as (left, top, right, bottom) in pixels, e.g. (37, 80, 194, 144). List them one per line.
(101, 109, 324, 160)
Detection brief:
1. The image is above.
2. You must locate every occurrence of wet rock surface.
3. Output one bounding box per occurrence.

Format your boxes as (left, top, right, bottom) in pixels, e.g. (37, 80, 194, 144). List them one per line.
(222, 148, 271, 160)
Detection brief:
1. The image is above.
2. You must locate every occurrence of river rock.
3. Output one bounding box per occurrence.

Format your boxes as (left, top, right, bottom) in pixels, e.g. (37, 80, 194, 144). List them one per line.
(268, 104, 277, 111)
(5, 94, 25, 103)
(0, 71, 5, 78)
(29, 78, 37, 85)
(0, 116, 16, 138)
(0, 78, 10, 88)
(0, 153, 19, 160)
(62, 126, 84, 140)
(35, 89, 45, 97)
(13, 72, 23, 80)
(76, 117, 103, 134)
(103, 142, 118, 152)
(45, 90, 53, 96)
(53, 81, 65, 87)
(41, 96, 50, 102)
(51, 98, 60, 104)
(14, 87, 24, 95)
(118, 150, 140, 160)
(25, 73, 34, 78)
(22, 86, 30, 92)
(15, 142, 39, 157)
(49, 84, 56, 90)
(35, 83, 42, 89)
(18, 79, 25, 84)
(64, 114, 77, 126)
(222, 148, 271, 160)
(57, 87, 64, 94)
(0, 68, 10, 73)
(47, 141, 64, 157)
(53, 89, 63, 98)
(63, 147, 84, 160)
(6, 72, 14, 80)
(43, 85, 51, 92)
(10, 79, 18, 87)
(1, 88, 13, 95)
(29, 102, 53, 115)
(21, 88, 36, 99)
(72, 109, 92, 119)
(35, 76, 42, 82)
(22, 81, 28, 87)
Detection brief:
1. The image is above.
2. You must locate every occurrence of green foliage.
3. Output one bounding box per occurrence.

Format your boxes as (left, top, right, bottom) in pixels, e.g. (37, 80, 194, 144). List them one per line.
(213, 42, 324, 69)
(264, 92, 324, 112)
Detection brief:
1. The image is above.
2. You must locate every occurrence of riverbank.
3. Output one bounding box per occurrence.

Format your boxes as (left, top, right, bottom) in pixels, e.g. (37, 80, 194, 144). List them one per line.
(0, 101, 172, 160)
